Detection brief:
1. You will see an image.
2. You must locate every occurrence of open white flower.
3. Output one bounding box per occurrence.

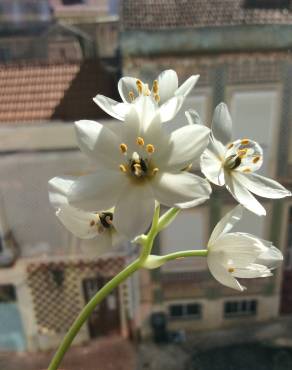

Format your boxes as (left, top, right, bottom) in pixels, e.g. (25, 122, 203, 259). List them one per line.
(207, 205, 283, 291)
(94, 69, 199, 123)
(67, 96, 211, 239)
(200, 103, 291, 216)
(48, 176, 123, 253)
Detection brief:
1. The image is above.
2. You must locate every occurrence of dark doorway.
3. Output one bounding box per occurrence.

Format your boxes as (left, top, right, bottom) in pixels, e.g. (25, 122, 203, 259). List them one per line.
(82, 276, 120, 338)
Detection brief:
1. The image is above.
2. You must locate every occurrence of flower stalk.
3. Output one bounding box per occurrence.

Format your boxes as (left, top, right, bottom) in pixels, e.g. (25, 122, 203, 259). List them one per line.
(47, 205, 179, 370)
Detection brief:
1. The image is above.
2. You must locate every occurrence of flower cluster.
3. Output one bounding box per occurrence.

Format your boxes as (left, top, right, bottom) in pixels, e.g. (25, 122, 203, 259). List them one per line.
(48, 69, 290, 291)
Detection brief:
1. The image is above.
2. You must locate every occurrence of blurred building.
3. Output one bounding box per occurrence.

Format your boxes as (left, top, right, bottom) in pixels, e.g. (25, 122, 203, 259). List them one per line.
(0, 0, 138, 352)
(49, 0, 120, 59)
(120, 0, 292, 337)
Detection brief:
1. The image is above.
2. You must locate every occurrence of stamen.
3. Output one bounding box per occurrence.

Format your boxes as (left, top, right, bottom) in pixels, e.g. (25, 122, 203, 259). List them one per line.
(152, 80, 159, 94)
(227, 143, 234, 149)
(133, 163, 142, 177)
(241, 139, 250, 145)
(144, 84, 151, 96)
(90, 220, 95, 227)
(120, 143, 128, 154)
(243, 168, 251, 173)
(128, 91, 135, 102)
(228, 267, 235, 273)
(253, 156, 261, 164)
(136, 79, 143, 95)
(136, 136, 145, 146)
(119, 164, 127, 172)
(154, 94, 160, 103)
(183, 163, 192, 171)
(146, 144, 155, 154)
(238, 149, 248, 158)
(152, 168, 159, 175)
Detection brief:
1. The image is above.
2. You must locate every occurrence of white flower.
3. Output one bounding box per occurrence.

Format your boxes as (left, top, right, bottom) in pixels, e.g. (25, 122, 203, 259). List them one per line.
(207, 205, 283, 291)
(48, 176, 123, 254)
(200, 103, 291, 216)
(94, 69, 199, 123)
(67, 96, 211, 239)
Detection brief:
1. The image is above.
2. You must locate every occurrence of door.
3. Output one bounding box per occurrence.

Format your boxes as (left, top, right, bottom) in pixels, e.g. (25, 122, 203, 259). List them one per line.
(82, 276, 120, 338)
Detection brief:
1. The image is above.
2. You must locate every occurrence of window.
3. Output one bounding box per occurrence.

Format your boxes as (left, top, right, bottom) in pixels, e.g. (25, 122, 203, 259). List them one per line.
(0, 285, 16, 303)
(285, 207, 292, 270)
(62, 0, 85, 5)
(224, 300, 257, 318)
(169, 303, 202, 319)
(245, 0, 290, 9)
(230, 90, 279, 176)
(161, 208, 207, 272)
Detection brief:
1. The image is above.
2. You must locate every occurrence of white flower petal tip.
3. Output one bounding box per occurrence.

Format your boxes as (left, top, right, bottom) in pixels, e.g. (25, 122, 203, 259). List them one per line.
(185, 110, 203, 125)
(93, 94, 129, 121)
(175, 74, 200, 97)
(207, 214, 283, 291)
(208, 205, 243, 246)
(212, 102, 232, 144)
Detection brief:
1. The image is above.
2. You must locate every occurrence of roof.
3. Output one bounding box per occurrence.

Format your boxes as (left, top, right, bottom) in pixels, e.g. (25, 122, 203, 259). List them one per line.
(121, 0, 292, 30)
(0, 59, 118, 124)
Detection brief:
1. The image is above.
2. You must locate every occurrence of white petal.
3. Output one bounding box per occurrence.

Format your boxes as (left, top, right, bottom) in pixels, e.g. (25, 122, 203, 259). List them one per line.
(68, 170, 126, 211)
(118, 76, 139, 103)
(56, 205, 99, 239)
(208, 205, 243, 246)
(48, 176, 75, 207)
(81, 231, 113, 257)
(212, 103, 232, 144)
(152, 171, 211, 208)
(185, 109, 203, 125)
(157, 69, 178, 104)
(158, 96, 184, 123)
(156, 124, 210, 171)
(256, 245, 283, 270)
(225, 172, 266, 216)
(114, 184, 155, 240)
(175, 75, 199, 97)
(207, 251, 245, 291)
(232, 264, 273, 278)
(200, 148, 225, 186)
(234, 172, 291, 199)
(93, 95, 129, 121)
(75, 120, 122, 169)
(214, 233, 265, 267)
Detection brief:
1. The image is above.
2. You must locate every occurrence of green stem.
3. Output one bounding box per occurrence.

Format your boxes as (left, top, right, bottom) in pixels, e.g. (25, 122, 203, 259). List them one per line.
(163, 249, 208, 261)
(47, 258, 140, 370)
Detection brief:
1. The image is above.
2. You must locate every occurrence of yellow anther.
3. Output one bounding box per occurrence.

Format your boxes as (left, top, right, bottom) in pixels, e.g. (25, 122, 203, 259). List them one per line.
(185, 163, 192, 171)
(119, 164, 127, 172)
(128, 91, 135, 102)
(238, 148, 248, 158)
(243, 168, 251, 173)
(228, 267, 235, 273)
(227, 143, 234, 149)
(146, 144, 155, 154)
(136, 136, 145, 146)
(241, 139, 250, 145)
(253, 156, 261, 164)
(136, 79, 143, 95)
(152, 168, 159, 175)
(154, 94, 160, 103)
(120, 143, 128, 154)
(152, 80, 159, 94)
(90, 220, 95, 227)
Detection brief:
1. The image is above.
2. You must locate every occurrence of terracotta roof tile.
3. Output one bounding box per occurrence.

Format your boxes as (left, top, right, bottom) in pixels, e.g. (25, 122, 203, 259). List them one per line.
(0, 60, 118, 124)
(121, 0, 292, 30)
